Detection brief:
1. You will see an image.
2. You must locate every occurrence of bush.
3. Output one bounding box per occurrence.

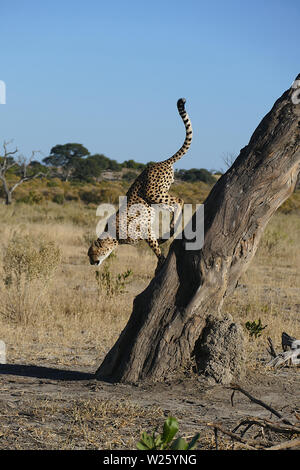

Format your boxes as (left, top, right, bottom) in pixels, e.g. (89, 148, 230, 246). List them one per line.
(80, 190, 102, 205)
(122, 171, 138, 182)
(95, 264, 133, 297)
(80, 187, 121, 205)
(1, 234, 61, 324)
(52, 193, 65, 204)
(245, 319, 267, 339)
(16, 191, 44, 205)
(46, 179, 60, 188)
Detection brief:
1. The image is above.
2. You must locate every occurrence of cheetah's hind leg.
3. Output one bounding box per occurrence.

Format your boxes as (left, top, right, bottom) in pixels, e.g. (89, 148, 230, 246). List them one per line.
(157, 201, 183, 245)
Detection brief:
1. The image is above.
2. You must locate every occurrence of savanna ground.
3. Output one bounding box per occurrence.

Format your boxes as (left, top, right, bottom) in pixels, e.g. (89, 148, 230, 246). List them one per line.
(0, 185, 299, 450)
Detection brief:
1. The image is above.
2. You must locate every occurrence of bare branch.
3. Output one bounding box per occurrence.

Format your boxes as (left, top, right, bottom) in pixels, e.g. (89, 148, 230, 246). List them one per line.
(232, 416, 300, 436)
(2, 140, 18, 158)
(267, 337, 277, 359)
(9, 171, 45, 194)
(229, 383, 293, 426)
(201, 417, 300, 450)
(0, 141, 45, 204)
(266, 438, 300, 450)
(204, 421, 263, 449)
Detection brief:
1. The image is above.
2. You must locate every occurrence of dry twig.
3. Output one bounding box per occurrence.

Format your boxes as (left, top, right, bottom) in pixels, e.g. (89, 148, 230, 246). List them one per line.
(198, 384, 300, 450)
(266, 438, 300, 451)
(229, 383, 293, 426)
(232, 416, 300, 436)
(203, 422, 263, 450)
(267, 337, 277, 359)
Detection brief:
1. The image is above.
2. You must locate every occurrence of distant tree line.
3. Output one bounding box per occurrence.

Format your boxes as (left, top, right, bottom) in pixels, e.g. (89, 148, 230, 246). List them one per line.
(1, 141, 221, 204)
(41, 143, 220, 184)
(41, 143, 147, 182)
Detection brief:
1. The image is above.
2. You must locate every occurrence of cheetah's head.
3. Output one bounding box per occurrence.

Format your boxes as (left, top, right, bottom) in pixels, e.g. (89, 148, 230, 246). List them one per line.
(88, 237, 118, 266)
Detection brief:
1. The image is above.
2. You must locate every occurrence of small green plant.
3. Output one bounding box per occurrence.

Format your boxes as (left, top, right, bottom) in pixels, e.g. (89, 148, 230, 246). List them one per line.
(137, 417, 200, 450)
(245, 318, 267, 338)
(95, 261, 133, 296)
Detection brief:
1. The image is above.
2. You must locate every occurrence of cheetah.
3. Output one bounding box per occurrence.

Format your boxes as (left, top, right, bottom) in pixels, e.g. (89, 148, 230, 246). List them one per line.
(88, 98, 193, 270)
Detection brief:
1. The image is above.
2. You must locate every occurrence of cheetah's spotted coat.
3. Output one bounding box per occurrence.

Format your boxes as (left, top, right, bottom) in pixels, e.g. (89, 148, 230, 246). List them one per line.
(88, 98, 193, 270)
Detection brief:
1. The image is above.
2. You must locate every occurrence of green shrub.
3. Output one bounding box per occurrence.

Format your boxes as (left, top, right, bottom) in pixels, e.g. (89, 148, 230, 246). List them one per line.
(52, 193, 65, 204)
(80, 187, 121, 205)
(95, 265, 133, 296)
(245, 318, 267, 338)
(46, 179, 60, 188)
(16, 191, 44, 205)
(80, 190, 102, 205)
(64, 192, 79, 201)
(137, 417, 200, 450)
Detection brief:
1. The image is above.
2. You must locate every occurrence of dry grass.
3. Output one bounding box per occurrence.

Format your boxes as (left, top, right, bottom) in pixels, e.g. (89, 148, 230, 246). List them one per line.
(0, 396, 164, 450)
(0, 201, 299, 366)
(224, 212, 300, 364)
(0, 201, 157, 367)
(0, 198, 299, 450)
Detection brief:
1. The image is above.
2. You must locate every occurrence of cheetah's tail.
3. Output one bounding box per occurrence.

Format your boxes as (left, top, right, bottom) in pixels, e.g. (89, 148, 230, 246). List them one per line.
(163, 98, 193, 165)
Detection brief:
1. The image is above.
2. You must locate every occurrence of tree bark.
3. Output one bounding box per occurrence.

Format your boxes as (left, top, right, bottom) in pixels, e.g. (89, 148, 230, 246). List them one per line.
(0, 177, 12, 205)
(95, 76, 300, 384)
(5, 191, 12, 205)
(0, 173, 45, 205)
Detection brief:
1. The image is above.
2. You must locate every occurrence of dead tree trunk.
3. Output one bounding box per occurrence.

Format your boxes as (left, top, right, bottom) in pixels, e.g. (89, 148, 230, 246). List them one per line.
(0, 143, 44, 205)
(96, 76, 300, 383)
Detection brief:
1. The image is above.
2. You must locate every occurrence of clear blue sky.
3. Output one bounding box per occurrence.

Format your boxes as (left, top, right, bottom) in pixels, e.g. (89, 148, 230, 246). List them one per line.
(1, 0, 299, 171)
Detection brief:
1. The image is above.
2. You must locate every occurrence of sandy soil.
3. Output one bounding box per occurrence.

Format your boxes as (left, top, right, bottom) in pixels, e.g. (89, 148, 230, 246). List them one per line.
(0, 349, 299, 450)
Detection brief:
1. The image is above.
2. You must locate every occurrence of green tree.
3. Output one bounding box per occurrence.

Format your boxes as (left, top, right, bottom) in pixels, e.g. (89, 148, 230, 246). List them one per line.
(72, 157, 102, 182)
(89, 154, 111, 171)
(107, 158, 122, 171)
(72, 154, 122, 181)
(42, 143, 90, 181)
(122, 159, 146, 170)
(28, 160, 48, 173)
(175, 168, 215, 184)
